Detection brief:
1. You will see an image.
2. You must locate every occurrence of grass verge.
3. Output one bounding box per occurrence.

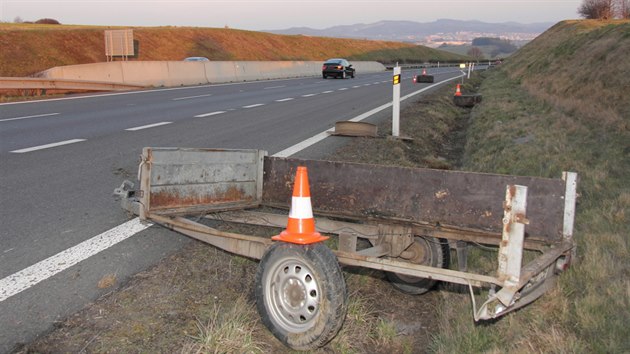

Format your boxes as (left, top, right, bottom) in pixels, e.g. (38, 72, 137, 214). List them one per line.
(430, 66, 630, 353)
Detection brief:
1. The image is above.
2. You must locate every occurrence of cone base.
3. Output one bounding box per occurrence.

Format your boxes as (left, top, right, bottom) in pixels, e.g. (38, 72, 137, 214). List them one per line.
(272, 230, 329, 245)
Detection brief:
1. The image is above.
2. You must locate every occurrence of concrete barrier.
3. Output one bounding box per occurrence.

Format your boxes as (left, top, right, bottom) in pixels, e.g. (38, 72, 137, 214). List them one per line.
(39, 61, 386, 87)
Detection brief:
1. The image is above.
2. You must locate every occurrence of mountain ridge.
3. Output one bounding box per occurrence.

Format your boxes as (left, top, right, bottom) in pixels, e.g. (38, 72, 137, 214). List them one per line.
(265, 19, 554, 44)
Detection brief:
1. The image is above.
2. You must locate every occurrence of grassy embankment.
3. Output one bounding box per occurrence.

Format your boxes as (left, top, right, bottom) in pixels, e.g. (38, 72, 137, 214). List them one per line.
(430, 20, 630, 353)
(0, 23, 468, 77)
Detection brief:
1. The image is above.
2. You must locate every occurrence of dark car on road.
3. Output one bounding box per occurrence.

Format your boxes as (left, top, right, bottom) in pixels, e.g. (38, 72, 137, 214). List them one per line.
(322, 58, 355, 79)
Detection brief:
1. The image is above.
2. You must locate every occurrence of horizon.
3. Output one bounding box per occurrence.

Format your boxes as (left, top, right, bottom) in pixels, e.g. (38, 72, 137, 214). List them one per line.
(1, 0, 582, 31)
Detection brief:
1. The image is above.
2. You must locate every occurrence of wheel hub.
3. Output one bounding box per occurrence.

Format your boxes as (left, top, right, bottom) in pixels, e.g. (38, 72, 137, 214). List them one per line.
(268, 260, 320, 331)
(284, 278, 307, 308)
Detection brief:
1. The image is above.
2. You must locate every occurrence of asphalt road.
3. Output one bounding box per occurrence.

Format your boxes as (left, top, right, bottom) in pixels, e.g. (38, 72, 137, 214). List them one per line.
(0, 67, 464, 352)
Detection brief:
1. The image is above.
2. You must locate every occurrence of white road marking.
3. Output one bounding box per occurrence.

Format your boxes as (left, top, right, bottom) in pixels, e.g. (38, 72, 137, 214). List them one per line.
(264, 85, 286, 90)
(322, 90, 334, 94)
(0, 112, 60, 123)
(301, 93, 316, 97)
(0, 218, 150, 302)
(243, 103, 265, 108)
(195, 111, 226, 117)
(0, 73, 464, 304)
(125, 122, 172, 131)
(364, 84, 371, 86)
(275, 98, 294, 102)
(172, 94, 213, 100)
(352, 86, 361, 88)
(10, 139, 86, 153)
(373, 82, 381, 84)
(338, 88, 348, 91)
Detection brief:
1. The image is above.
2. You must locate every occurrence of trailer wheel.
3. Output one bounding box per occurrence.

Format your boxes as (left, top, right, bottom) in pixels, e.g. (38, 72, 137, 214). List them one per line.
(255, 242, 348, 351)
(386, 236, 450, 295)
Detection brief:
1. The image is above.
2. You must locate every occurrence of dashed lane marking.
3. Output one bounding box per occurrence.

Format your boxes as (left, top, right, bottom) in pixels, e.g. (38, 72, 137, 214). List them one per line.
(243, 103, 265, 108)
(0, 113, 60, 123)
(195, 111, 226, 117)
(125, 122, 172, 131)
(10, 139, 86, 153)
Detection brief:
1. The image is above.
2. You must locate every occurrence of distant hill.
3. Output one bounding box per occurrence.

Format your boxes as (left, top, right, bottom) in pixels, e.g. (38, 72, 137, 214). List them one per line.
(266, 19, 553, 44)
(0, 24, 468, 77)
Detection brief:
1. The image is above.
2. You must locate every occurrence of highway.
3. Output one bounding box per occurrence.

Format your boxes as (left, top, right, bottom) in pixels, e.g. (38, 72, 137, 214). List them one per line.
(0, 67, 464, 351)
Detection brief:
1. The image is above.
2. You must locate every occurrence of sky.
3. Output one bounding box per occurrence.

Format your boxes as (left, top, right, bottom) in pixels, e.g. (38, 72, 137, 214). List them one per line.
(1, 0, 583, 30)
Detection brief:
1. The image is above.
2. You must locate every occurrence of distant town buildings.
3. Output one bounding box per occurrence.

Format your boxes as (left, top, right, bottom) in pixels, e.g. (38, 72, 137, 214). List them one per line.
(414, 32, 540, 48)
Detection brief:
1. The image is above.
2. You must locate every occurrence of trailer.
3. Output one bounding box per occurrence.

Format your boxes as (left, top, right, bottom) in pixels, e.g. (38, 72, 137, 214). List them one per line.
(114, 147, 577, 351)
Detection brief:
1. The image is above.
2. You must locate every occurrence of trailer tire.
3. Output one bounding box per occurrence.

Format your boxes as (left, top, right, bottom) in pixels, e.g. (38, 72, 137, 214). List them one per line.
(386, 236, 450, 295)
(255, 242, 348, 351)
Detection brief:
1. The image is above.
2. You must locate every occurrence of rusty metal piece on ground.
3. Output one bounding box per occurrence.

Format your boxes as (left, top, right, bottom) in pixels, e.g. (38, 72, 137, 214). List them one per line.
(453, 94, 483, 108)
(330, 121, 378, 137)
(416, 75, 434, 83)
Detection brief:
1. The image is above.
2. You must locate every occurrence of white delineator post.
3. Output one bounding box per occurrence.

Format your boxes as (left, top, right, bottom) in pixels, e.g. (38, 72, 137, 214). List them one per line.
(392, 65, 401, 137)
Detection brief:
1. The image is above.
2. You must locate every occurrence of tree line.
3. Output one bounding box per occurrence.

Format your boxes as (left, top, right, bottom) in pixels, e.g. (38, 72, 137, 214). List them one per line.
(579, 0, 630, 19)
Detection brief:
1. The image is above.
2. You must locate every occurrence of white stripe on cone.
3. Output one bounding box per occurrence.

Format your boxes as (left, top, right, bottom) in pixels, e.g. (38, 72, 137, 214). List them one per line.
(288, 196, 313, 219)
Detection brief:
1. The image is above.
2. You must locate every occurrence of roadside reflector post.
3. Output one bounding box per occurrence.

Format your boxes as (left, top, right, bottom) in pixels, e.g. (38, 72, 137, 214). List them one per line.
(392, 65, 401, 137)
(467, 62, 473, 79)
(459, 63, 466, 84)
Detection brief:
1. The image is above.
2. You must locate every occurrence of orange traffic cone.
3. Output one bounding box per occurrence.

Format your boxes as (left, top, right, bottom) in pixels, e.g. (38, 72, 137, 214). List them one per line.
(455, 84, 462, 96)
(272, 166, 328, 245)
(422, 68, 427, 76)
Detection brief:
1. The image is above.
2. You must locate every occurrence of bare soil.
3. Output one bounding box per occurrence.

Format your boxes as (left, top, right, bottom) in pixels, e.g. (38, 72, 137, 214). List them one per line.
(15, 83, 472, 354)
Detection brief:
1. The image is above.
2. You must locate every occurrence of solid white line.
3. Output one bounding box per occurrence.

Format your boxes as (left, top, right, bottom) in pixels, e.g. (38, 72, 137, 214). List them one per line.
(301, 94, 316, 97)
(125, 122, 172, 131)
(195, 111, 226, 117)
(172, 94, 212, 101)
(272, 130, 333, 158)
(0, 218, 150, 302)
(243, 103, 265, 108)
(0, 112, 60, 123)
(273, 74, 463, 158)
(275, 98, 294, 102)
(10, 139, 86, 153)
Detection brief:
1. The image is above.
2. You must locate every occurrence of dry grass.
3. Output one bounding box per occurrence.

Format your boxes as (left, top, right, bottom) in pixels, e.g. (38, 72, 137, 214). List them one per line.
(182, 296, 264, 354)
(0, 23, 468, 77)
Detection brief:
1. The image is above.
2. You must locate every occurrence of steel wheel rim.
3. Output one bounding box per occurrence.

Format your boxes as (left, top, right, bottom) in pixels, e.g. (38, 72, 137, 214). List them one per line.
(266, 257, 321, 332)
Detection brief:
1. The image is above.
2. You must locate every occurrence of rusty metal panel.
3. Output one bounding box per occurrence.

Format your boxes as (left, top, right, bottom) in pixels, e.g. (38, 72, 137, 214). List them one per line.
(262, 157, 566, 243)
(142, 148, 265, 214)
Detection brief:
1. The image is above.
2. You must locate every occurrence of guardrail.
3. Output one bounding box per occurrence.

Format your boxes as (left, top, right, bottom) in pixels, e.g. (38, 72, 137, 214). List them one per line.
(0, 77, 145, 91)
